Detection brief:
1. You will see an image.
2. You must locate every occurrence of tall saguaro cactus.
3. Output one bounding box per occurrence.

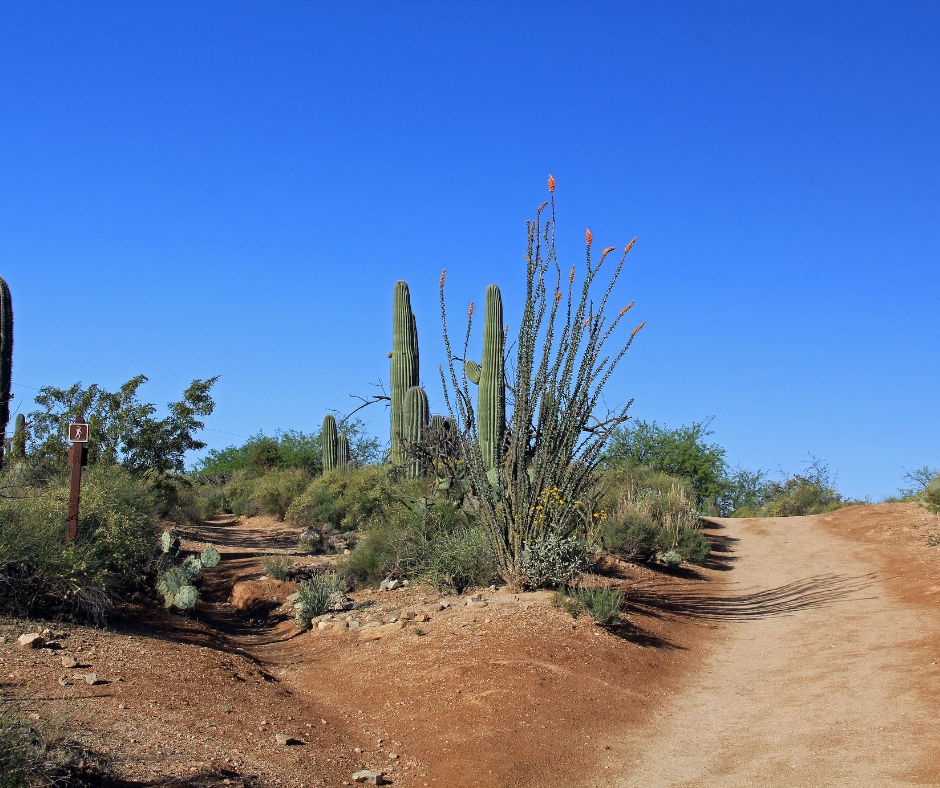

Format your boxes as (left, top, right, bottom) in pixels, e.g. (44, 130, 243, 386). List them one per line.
(12, 413, 26, 459)
(478, 285, 505, 470)
(390, 281, 419, 465)
(0, 277, 12, 468)
(336, 432, 350, 470)
(322, 414, 338, 472)
(403, 385, 429, 479)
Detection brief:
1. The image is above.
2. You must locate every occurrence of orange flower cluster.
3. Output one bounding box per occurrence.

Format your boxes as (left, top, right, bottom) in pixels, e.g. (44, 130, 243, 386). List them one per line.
(585, 228, 592, 246)
(624, 238, 636, 254)
(618, 300, 635, 318)
(631, 320, 646, 337)
(440, 269, 446, 288)
(468, 301, 474, 320)
(569, 264, 575, 283)
(548, 174, 555, 193)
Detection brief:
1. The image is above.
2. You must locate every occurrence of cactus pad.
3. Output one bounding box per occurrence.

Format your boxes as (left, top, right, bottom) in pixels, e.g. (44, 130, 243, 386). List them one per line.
(200, 547, 221, 568)
(174, 585, 199, 609)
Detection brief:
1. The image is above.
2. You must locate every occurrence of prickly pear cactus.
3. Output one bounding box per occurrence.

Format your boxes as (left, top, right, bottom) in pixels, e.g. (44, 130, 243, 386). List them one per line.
(181, 554, 204, 580)
(174, 585, 199, 610)
(200, 547, 221, 568)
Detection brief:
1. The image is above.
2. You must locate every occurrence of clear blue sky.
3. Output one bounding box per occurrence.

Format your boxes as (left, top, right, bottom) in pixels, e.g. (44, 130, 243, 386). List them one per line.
(2, 1, 938, 500)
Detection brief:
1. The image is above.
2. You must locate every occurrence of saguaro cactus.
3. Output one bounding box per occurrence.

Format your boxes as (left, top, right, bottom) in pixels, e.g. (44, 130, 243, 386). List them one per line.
(403, 385, 429, 479)
(12, 413, 25, 459)
(336, 433, 350, 470)
(0, 277, 11, 468)
(478, 285, 505, 470)
(322, 414, 338, 472)
(390, 281, 419, 466)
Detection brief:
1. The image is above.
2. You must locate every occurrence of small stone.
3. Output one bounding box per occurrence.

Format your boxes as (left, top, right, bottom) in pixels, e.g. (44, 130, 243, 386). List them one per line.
(321, 719, 328, 725)
(317, 621, 333, 630)
(286, 592, 300, 603)
(388, 615, 398, 623)
(41, 628, 53, 639)
(434, 601, 450, 611)
(83, 673, 100, 685)
(275, 733, 299, 745)
(343, 549, 351, 555)
(354, 747, 362, 754)
(348, 621, 360, 629)
(0, 636, 6, 644)
(118, 703, 125, 709)
(17, 633, 44, 650)
(388, 753, 398, 759)
(400, 611, 415, 620)
(416, 613, 430, 623)
(351, 770, 386, 785)
(402, 580, 409, 586)
(59, 654, 77, 668)
(58, 676, 69, 686)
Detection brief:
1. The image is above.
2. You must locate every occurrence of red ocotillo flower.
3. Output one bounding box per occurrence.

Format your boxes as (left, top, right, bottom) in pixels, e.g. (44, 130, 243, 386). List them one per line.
(586, 228, 592, 246)
(619, 301, 635, 318)
(631, 321, 646, 337)
(548, 174, 555, 193)
(468, 301, 474, 320)
(440, 269, 446, 288)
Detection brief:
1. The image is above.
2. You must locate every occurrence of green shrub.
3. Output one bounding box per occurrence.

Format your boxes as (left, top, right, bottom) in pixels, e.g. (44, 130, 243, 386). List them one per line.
(519, 533, 592, 589)
(415, 525, 495, 594)
(574, 586, 623, 625)
(676, 525, 710, 563)
(338, 524, 406, 588)
(295, 572, 342, 629)
(597, 513, 659, 560)
(262, 555, 290, 581)
(288, 466, 395, 530)
(0, 464, 160, 620)
(221, 470, 263, 517)
(252, 468, 310, 520)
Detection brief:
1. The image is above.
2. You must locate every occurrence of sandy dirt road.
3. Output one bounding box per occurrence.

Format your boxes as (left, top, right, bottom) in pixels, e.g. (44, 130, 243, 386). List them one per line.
(603, 508, 940, 788)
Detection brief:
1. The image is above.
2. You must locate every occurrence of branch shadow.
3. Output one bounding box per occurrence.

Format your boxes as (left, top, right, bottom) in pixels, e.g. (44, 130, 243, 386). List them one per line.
(625, 573, 880, 623)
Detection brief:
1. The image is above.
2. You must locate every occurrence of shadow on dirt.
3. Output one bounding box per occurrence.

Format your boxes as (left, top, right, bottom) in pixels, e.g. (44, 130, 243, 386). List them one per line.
(174, 518, 298, 552)
(626, 573, 880, 623)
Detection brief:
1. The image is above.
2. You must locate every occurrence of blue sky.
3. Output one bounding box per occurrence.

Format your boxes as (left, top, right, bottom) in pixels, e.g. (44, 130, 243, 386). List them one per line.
(2, 1, 937, 500)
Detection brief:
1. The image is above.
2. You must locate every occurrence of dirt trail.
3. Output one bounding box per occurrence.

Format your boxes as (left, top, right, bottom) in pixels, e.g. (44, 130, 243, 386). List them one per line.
(603, 508, 940, 788)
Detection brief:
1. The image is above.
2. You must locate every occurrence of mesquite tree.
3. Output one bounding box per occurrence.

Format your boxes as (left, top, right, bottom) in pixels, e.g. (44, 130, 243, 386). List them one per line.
(439, 176, 645, 588)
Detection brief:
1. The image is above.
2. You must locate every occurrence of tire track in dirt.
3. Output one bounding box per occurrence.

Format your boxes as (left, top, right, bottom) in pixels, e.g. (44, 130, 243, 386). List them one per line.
(600, 512, 940, 788)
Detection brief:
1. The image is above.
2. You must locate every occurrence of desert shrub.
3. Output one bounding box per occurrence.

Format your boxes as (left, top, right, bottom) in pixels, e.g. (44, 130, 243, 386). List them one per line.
(337, 524, 407, 588)
(597, 513, 659, 560)
(735, 456, 844, 517)
(221, 470, 263, 517)
(575, 586, 623, 625)
(0, 684, 68, 788)
(262, 555, 290, 581)
(599, 464, 710, 564)
(288, 466, 395, 530)
(252, 468, 310, 520)
(0, 464, 159, 620)
(924, 477, 940, 509)
(519, 532, 592, 589)
(294, 571, 343, 629)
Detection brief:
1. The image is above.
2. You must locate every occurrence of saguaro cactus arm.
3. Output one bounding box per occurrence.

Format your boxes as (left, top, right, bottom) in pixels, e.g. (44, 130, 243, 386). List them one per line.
(391, 281, 420, 465)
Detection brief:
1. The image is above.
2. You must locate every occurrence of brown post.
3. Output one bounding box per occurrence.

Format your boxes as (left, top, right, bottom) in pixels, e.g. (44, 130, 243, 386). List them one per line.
(66, 417, 88, 542)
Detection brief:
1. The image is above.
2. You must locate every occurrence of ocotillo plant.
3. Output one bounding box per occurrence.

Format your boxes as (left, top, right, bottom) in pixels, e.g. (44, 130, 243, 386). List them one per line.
(390, 281, 419, 466)
(12, 413, 26, 459)
(439, 176, 644, 588)
(0, 277, 11, 469)
(336, 432, 350, 470)
(403, 385, 429, 479)
(322, 414, 338, 472)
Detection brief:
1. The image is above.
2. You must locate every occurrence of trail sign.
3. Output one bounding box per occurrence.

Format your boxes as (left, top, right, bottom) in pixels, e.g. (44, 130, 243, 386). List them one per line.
(68, 422, 89, 442)
(66, 418, 88, 542)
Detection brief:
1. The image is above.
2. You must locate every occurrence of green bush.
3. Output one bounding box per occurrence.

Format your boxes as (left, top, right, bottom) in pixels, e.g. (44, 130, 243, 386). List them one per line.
(252, 468, 310, 520)
(0, 464, 159, 620)
(262, 555, 290, 581)
(295, 571, 343, 629)
(414, 525, 495, 594)
(574, 586, 623, 625)
(221, 470, 263, 517)
(519, 533, 592, 589)
(287, 466, 395, 530)
(597, 513, 659, 560)
(338, 524, 406, 588)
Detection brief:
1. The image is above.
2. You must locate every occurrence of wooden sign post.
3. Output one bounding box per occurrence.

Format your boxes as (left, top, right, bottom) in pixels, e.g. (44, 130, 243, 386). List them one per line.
(66, 418, 89, 542)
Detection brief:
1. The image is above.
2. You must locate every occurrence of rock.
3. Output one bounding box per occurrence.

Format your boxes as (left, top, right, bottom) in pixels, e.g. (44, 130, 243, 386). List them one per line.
(416, 613, 430, 622)
(343, 549, 351, 555)
(379, 579, 400, 592)
(286, 592, 300, 603)
(275, 733, 300, 746)
(434, 601, 450, 611)
(352, 770, 386, 785)
(361, 621, 382, 629)
(388, 615, 398, 623)
(388, 753, 399, 759)
(466, 599, 488, 607)
(58, 676, 69, 686)
(59, 654, 78, 668)
(83, 673, 100, 686)
(317, 621, 333, 631)
(402, 580, 409, 586)
(0, 636, 6, 644)
(400, 611, 415, 620)
(17, 633, 44, 650)
(348, 621, 360, 629)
